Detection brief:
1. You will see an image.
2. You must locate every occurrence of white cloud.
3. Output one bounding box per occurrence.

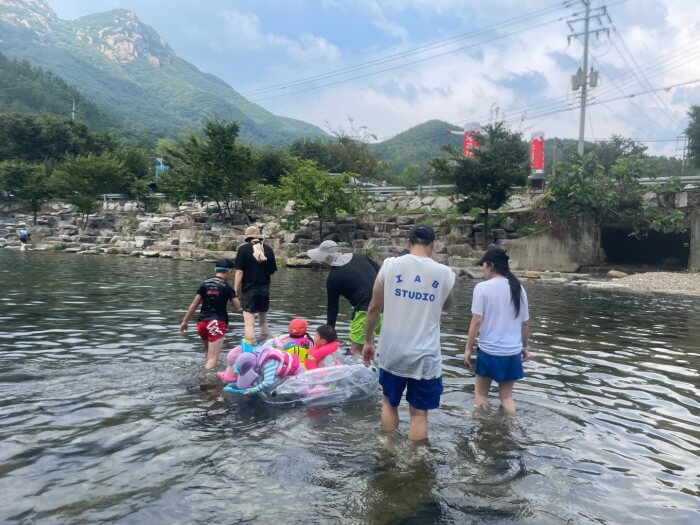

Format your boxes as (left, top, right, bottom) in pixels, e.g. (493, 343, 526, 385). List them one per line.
(221, 9, 340, 65)
(372, 18, 408, 41)
(221, 10, 266, 50)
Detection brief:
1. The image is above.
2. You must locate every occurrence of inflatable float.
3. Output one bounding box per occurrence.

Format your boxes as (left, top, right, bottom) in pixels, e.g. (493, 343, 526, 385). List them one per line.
(221, 338, 379, 407)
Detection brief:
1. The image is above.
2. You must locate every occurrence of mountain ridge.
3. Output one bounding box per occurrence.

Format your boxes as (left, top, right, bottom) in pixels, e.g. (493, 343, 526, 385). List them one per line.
(0, 0, 327, 144)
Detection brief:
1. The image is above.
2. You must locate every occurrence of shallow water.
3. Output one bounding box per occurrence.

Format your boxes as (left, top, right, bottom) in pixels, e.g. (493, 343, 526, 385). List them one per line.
(0, 251, 698, 524)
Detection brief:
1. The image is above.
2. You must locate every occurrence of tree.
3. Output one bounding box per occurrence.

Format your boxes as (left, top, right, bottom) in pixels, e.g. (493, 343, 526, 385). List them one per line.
(686, 106, 700, 168)
(159, 119, 257, 220)
(430, 122, 529, 248)
(255, 145, 293, 185)
(51, 152, 128, 229)
(0, 160, 53, 224)
(548, 152, 686, 236)
(269, 159, 362, 239)
(0, 113, 112, 163)
(119, 148, 155, 210)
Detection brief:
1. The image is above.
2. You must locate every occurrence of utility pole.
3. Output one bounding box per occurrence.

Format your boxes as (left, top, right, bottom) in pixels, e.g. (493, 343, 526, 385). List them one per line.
(568, 1, 608, 156)
(71, 98, 76, 121)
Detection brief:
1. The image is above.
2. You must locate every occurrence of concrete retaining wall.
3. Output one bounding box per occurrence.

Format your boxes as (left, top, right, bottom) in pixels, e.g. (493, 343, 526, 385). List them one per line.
(506, 214, 600, 272)
(689, 210, 700, 271)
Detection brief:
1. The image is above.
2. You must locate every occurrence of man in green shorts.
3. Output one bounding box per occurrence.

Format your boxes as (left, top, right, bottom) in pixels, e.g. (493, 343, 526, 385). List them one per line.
(308, 240, 382, 355)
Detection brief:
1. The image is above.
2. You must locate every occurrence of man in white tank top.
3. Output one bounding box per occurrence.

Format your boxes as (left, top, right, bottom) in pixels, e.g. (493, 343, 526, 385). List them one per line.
(363, 224, 455, 442)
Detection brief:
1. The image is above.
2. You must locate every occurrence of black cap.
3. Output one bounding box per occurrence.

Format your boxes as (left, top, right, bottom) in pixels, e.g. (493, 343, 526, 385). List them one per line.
(215, 257, 235, 271)
(477, 246, 509, 266)
(408, 224, 436, 245)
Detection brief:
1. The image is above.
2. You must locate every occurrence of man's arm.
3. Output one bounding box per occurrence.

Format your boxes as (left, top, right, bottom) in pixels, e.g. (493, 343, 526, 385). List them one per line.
(180, 294, 201, 333)
(234, 270, 244, 294)
(326, 277, 340, 327)
(463, 314, 482, 367)
(268, 247, 277, 274)
(362, 277, 385, 366)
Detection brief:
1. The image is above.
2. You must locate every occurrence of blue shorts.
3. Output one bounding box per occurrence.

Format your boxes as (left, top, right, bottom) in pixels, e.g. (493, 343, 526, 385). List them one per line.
(379, 369, 443, 410)
(475, 349, 524, 383)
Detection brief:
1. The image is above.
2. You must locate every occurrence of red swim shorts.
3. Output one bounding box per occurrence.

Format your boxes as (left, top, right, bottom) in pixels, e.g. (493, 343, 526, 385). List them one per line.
(197, 320, 228, 342)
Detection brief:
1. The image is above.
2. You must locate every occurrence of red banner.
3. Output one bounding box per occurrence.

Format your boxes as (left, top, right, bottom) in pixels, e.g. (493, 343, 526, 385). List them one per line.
(530, 131, 545, 172)
(463, 122, 480, 158)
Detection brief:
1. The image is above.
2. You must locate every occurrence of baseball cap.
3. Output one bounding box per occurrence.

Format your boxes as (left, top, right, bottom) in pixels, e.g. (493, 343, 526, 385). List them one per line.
(408, 224, 436, 244)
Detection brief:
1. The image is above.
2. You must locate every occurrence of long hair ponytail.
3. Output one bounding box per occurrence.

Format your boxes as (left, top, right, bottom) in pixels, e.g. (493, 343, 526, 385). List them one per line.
(491, 258, 522, 317)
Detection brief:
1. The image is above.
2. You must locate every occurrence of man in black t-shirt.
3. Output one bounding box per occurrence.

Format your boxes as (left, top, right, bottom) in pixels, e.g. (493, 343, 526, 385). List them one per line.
(308, 240, 381, 355)
(234, 226, 277, 342)
(180, 258, 241, 369)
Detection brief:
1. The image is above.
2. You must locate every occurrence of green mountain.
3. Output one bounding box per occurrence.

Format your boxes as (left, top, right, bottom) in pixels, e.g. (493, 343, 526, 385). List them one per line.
(0, 0, 326, 144)
(370, 119, 463, 177)
(0, 51, 121, 131)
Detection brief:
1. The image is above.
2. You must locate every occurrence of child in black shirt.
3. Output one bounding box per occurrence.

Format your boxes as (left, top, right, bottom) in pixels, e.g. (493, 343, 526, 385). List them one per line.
(180, 258, 241, 369)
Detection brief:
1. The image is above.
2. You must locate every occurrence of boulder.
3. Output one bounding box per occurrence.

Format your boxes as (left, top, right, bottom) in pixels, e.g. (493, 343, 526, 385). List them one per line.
(524, 271, 541, 279)
(491, 228, 507, 240)
(142, 249, 160, 258)
(607, 270, 629, 279)
(407, 197, 423, 210)
(446, 244, 473, 257)
(421, 196, 436, 205)
(134, 236, 154, 249)
(501, 217, 517, 232)
(397, 216, 415, 226)
(433, 196, 452, 212)
(286, 257, 315, 268)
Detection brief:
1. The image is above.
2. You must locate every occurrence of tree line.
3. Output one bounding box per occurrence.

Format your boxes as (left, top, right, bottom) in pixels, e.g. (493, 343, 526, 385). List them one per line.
(2, 106, 698, 244)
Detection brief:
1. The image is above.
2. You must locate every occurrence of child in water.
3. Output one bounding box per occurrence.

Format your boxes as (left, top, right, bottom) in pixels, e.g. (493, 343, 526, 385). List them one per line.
(277, 318, 314, 361)
(179, 258, 241, 369)
(305, 325, 340, 370)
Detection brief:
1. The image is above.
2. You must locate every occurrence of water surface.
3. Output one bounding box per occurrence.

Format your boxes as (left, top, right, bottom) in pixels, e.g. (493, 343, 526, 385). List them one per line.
(0, 251, 698, 524)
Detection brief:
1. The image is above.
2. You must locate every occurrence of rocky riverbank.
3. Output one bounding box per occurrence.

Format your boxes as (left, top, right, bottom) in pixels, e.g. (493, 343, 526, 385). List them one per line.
(613, 272, 700, 297)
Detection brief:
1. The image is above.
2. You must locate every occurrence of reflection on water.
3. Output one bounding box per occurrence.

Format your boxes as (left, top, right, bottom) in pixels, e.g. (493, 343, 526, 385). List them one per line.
(0, 251, 698, 524)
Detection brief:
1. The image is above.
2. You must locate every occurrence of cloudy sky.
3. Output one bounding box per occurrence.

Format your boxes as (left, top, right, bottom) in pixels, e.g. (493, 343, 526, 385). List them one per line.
(47, 0, 700, 155)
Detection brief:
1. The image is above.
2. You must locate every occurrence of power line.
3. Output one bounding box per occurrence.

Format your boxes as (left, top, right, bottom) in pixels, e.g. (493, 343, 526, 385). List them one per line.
(247, 12, 573, 103)
(607, 14, 683, 129)
(178, 6, 580, 114)
(376, 77, 700, 148)
(241, 0, 577, 97)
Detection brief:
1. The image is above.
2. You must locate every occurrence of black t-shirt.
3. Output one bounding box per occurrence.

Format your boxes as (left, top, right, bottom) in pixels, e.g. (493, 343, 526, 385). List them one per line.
(326, 254, 380, 327)
(234, 242, 277, 291)
(197, 276, 236, 323)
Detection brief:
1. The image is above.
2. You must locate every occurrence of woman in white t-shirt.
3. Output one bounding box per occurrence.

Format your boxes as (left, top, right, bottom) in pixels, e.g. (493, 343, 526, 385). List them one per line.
(464, 247, 529, 413)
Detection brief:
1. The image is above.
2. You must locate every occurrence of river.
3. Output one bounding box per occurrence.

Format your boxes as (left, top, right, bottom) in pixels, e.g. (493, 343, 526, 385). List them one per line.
(0, 251, 698, 524)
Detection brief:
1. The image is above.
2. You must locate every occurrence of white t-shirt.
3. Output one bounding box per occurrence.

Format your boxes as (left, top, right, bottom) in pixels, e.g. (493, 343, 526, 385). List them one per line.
(471, 277, 529, 356)
(377, 254, 456, 380)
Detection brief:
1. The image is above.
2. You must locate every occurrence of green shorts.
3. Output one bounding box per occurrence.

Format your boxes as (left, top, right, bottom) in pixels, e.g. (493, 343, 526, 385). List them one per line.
(349, 310, 382, 345)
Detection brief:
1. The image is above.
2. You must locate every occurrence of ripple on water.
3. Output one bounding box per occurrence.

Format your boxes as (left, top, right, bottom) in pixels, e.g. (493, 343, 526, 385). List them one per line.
(0, 251, 698, 523)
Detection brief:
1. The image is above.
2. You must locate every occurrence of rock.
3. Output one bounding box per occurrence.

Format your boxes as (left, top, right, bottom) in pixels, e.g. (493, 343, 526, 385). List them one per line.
(446, 244, 473, 257)
(432, 196, 452, 212)
(641, 191, 658, 206)
(607, 270, 629, 279)
(385, 200, 397, 211)
(464, 267, 484, 279)
(104, 247, 121, 255)
(397, 216, 415, 226)
(501, 217, 517, 232)
(284, 200, 296, 213)
(491, 228, 507, 240)
(142, 249, 160, 257)
(407, 197, 422, 210)
(421, 196, 435, 205)
(524, 271, 541, 279)
(134, 236, 154, 249)
(285, 257, 315, 268)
